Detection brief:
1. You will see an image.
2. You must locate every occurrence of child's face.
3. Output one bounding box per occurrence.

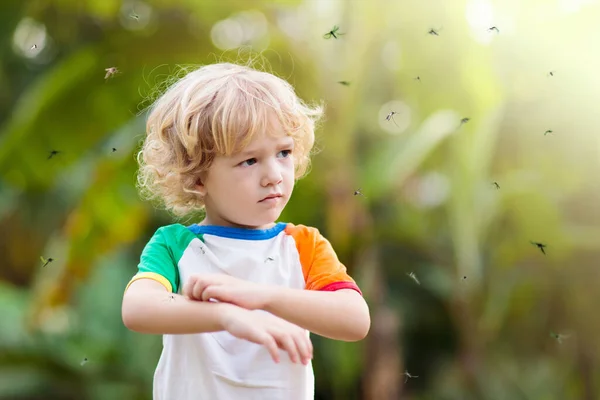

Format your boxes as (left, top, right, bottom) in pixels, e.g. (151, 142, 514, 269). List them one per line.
(196, 119, 296, 229)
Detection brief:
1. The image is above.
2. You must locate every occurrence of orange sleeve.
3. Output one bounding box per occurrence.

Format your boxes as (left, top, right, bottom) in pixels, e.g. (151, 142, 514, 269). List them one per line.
(285, 223, 362, 295)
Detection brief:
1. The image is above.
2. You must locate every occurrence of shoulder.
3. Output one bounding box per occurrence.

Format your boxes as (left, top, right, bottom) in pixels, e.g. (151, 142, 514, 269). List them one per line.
(154, 223, 193, 235)
(146, 223, 202, 252)
(283, 223, 336, 262)
(283, 223, 321, 243)
(153, 223, 199, 238)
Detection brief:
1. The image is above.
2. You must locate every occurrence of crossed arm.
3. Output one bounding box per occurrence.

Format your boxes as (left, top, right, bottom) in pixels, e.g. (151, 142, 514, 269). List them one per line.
(264, 287, 370, 341)
(184, 274, 370, 341)
(123, 275, 370, 342)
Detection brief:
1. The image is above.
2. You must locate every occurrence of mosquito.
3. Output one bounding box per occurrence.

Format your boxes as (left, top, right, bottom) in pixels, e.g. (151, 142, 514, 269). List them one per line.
(460, 117, 470, 125)
(547, 71, 555, 77)
(544, 130, 553, 136)
(105, 67, 120, 80)
(385, 110, 400, 127)
(40, 256, 54, 268)
(164, 294, 176, 303)
(48, 150, 61, 160)
(428, 28, 440, 36)
(550, 331, 570, 344)
(530, 241, 547, 255)
(413, 76, 421, 83)
(323, 25, 344, 39)
(353, 188, 366, 198)
(403, 370, 419, 383)
(488, 26, 500, 34)
(112, 148, 117, 152)
(492, 182, 500, 189)
(337, 81, 351, 86)
(407, 272, 420, 285)
(265, 256, 275, 263)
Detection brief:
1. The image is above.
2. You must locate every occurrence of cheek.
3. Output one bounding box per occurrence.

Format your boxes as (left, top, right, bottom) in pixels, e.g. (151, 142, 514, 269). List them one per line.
(227, 170, 256, 194)
(283, 163, 296, 191)
(204, 171, 236, 196)
(285, 159, 296, 178)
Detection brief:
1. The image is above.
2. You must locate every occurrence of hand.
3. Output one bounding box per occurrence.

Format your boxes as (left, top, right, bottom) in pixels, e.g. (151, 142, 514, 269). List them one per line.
(220, 307, 313, 365)
(183, 274, 272, 310)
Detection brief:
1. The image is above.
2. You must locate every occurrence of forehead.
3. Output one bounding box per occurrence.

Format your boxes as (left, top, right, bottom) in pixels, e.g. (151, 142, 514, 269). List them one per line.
(238, 130, 294, 154)
(235, 113, 292, 150)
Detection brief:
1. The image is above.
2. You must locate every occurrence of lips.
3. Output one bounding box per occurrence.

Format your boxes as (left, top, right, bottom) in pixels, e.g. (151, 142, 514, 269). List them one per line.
(259, 194, 282, 202)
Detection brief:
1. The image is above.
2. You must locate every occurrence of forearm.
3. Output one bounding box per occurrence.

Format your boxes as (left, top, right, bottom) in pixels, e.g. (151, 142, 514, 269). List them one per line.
(263, 288, 370, 341)
(122, 290, 237, 334)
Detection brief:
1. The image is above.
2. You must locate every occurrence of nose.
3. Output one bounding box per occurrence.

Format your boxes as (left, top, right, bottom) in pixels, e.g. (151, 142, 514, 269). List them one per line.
(260, 158, 283, 187)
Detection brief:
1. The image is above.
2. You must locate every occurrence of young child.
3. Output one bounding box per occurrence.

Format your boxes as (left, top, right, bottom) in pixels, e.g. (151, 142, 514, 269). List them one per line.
(122, 62, 370, 400)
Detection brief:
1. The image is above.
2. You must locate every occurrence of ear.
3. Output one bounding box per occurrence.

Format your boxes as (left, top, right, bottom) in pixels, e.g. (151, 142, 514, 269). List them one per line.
(195, 177, 207, 197)
(194, 171, 208, 197)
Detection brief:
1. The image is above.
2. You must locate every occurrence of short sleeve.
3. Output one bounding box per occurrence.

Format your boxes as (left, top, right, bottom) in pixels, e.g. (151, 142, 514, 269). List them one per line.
(124, 227, 180, 293)
(285, 223, 362, 295)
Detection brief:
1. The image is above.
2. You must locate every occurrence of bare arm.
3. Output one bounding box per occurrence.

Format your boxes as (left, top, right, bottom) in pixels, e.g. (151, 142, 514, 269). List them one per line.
(182, 275, 370, 341)
(263, 288, 370, 342)
(122, 279, 237, 334)
(122, 279, 314, 364)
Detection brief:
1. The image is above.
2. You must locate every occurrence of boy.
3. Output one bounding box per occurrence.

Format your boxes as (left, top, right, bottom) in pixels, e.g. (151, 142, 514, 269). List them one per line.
(122, 62, 370, 400)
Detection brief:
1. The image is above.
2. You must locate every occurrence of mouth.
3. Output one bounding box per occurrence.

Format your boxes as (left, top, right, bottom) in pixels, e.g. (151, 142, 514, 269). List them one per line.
(259, 194, 283, 202)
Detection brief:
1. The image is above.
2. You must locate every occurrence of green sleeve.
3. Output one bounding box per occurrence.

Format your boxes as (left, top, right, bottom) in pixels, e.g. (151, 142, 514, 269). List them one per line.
(135, 226, 180, 293)
(129, 224, 199, 293)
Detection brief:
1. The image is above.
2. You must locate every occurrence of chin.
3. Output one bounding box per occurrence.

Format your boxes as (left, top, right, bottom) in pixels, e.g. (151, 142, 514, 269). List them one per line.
(240, 211, 284, 229)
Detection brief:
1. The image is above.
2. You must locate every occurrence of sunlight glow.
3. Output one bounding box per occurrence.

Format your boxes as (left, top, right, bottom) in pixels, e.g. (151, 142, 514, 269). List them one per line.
(211, 10, 269, 51)
(119, 1, 153, 31)
(404, 171, 451, 209)
(557, 0, 598, 14)
(12, 17, 47, 59)
(465, 0, 496, 45)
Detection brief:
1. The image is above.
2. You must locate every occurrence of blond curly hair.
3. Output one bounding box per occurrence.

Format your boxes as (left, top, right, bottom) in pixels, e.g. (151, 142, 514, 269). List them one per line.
(136, 62, 324, 217)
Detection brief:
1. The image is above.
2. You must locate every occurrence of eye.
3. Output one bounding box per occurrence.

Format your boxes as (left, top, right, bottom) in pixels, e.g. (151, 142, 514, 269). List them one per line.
(239, 158, 257, 167)
(277, 149, 292, 158)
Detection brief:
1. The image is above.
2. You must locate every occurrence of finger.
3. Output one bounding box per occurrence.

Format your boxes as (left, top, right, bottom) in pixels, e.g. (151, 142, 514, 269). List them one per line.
(259, 334, 280, 364)
(294, 331, 312, 365)
(192, 279, 207, 300)
(306, 331, 313, 358)
(182, 276, 197, 299)
(277, 333, 300, 364)
(201, 285, 222, 302)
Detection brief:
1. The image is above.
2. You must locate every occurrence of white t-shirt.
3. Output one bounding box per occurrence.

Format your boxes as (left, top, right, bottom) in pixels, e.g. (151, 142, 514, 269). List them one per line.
(125, 222, 362, 400)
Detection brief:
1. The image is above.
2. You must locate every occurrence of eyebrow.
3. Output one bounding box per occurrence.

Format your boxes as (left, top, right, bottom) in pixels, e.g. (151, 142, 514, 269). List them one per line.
(237, 137, 294, 159)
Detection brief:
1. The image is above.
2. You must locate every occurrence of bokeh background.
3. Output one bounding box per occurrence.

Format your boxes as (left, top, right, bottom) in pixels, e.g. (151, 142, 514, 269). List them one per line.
(2, 0, 600, 399)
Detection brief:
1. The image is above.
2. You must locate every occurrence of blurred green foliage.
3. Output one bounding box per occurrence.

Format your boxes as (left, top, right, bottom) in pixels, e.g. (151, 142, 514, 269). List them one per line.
(2, 0, 600, 399)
